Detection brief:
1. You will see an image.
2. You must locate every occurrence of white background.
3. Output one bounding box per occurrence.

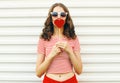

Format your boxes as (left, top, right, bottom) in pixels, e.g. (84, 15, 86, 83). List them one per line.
(0, 0, 120, 83)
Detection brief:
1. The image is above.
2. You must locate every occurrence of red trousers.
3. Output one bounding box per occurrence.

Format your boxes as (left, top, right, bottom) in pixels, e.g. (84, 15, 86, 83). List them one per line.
(43, 75, 78, 83)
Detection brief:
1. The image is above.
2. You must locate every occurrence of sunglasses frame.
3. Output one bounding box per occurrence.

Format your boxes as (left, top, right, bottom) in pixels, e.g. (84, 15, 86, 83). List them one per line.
(50, 12, 68, 17)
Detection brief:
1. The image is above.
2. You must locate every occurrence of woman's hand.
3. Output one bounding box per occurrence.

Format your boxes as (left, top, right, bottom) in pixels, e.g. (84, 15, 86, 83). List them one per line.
(49, 44, 61, 58)
(56, 41, 82, 74)
(56, 41, 73, 55)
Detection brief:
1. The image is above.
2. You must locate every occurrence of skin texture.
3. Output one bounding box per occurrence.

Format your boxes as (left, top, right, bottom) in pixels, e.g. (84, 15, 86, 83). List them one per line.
(36, 6, 82, 81)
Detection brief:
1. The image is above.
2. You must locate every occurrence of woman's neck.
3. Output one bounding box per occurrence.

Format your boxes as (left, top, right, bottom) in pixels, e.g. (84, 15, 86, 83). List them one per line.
(54, 27, 64, 38)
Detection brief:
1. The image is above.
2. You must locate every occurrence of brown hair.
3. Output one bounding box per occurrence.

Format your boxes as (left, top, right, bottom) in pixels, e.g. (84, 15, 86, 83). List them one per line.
(40, 3, 76, 41)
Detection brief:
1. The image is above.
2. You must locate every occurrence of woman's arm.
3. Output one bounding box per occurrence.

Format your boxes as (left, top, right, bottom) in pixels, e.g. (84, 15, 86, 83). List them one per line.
(36, 45, 61, 77)
(56, 41, 83, 75)
(36, 53, 54, 77)
(69, 51, 82, 75)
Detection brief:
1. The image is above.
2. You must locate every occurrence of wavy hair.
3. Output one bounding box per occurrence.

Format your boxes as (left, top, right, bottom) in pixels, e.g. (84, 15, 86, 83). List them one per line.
(40, 3, 76, 41)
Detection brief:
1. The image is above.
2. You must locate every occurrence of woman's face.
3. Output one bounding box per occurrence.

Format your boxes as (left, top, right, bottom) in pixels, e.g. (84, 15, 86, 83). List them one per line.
(51, 6, 67, 27)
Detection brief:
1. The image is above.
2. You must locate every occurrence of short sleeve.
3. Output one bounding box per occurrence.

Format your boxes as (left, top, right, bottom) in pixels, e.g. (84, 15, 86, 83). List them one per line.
(73, 37, 80, 51)
(37, 38, 45, 55)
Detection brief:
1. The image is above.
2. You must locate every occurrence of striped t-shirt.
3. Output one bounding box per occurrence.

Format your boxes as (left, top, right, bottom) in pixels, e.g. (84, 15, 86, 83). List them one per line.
(37, 36, 80, 73)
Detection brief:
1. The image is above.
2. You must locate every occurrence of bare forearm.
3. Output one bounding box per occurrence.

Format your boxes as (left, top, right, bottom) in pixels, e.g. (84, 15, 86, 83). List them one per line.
(69, 52, 82, 75)
(36, 45, 61, 77)
(36, 55, 53, 77)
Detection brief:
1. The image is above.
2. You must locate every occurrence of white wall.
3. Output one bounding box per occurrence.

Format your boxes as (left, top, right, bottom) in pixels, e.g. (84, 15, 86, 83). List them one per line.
(0, 0, 120, 83)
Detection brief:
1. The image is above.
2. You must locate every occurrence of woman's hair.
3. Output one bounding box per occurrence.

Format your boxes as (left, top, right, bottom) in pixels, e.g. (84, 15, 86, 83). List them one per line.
(40, 3, 76, 41)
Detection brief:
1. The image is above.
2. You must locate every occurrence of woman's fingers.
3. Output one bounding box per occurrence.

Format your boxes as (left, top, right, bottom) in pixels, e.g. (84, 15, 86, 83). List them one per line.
(56, 41, 67, 49)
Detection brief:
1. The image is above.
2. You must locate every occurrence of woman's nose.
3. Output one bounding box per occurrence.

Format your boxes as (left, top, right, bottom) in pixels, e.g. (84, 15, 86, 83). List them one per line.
(58, 15, 61, 18)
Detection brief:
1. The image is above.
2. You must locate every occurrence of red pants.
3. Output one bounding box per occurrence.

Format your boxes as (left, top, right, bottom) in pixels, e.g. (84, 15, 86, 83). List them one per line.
(43, 74, 78, 83)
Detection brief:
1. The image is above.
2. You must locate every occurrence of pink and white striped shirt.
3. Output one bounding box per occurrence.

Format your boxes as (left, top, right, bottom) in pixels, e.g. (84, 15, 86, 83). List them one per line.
(37, 36, 80, 73)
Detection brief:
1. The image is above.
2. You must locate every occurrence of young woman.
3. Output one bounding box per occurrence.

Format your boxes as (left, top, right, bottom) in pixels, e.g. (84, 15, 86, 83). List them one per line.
(36, 3, 82, 83)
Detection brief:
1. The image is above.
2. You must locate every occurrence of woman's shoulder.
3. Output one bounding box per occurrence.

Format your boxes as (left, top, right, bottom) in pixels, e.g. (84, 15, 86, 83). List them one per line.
(38, 37, 47, 44)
